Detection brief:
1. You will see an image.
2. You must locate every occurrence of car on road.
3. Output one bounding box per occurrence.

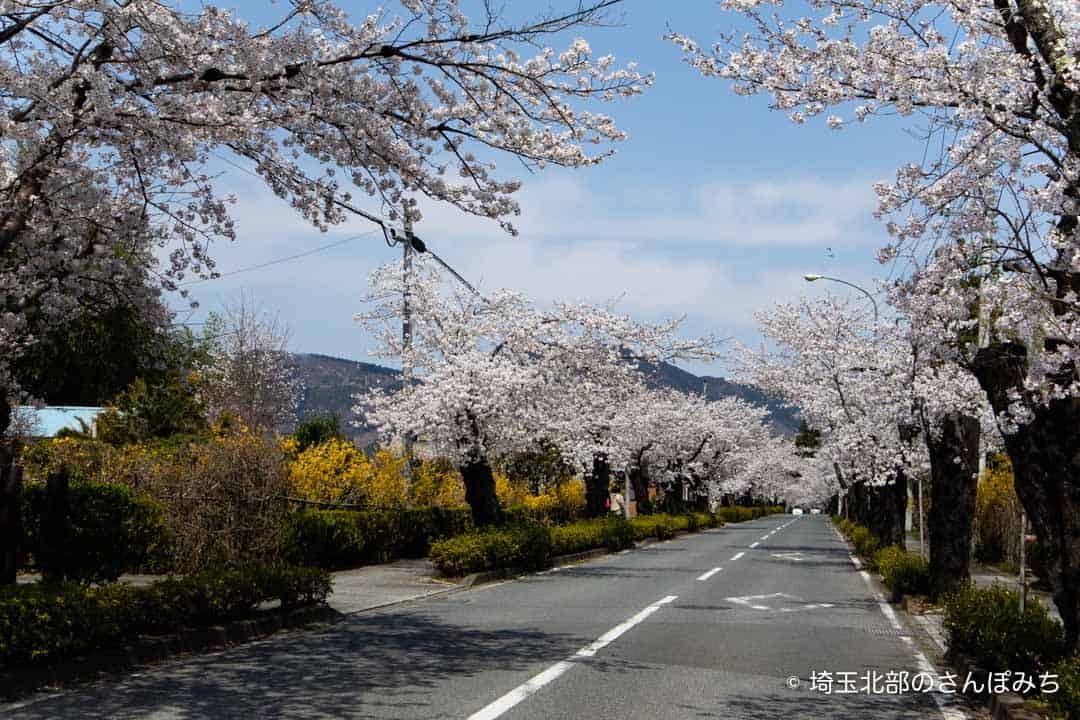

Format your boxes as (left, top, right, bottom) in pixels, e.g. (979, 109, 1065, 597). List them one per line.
(791, 507, 803, 515)
(810, 508, 821, 515)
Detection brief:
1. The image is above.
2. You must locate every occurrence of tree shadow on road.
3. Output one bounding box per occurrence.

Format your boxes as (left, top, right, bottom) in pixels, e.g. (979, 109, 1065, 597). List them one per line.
(6, 610, 607, 720)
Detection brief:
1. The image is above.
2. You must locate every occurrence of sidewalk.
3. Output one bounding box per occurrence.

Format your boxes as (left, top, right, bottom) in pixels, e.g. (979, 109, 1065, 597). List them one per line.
(905, 536, 1060, 623)
(17, 558, 470, 615)
(326, 558, 468, 613)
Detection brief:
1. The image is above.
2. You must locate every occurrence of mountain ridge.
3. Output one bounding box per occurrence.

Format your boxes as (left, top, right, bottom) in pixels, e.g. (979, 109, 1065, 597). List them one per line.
(287, 352, 801, 444)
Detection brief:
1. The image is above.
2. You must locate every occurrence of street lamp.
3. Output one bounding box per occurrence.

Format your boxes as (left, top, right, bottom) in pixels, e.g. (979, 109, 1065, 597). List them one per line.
(803, 273, 879, 324)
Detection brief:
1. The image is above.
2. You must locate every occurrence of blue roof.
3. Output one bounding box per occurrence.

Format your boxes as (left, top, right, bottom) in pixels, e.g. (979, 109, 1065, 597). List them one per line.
(16, 406, 106, 438)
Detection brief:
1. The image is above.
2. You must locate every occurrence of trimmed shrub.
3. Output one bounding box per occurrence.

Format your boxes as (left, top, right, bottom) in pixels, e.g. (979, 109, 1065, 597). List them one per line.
(942, 583, 1066, 683)
(550, 518, 635, 556)
(687, 512, 721, 531)
(715, 505, 779, 524)
(631, 515, 673, 540)
(849, 526, 880, 559)
(429, 525, 552, 576)
(283, 507, 473, 568)
(1047, 655, 1080, 720)
(0, 564, 331, 669)
(282, 511, 367, 570)
(834, 518, 885, 567)
(873, 546, 930, 597)
(21, 482, 168, 583)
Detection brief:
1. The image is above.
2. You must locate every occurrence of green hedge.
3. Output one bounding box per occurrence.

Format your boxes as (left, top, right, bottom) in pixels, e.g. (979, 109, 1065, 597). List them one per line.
(0, 564, 331, 669)
(429, 525, 552, 576)
(628, 512, 724, 541)
(21, 482, 169, 583)
(284, 507, 473, 569)
(630, 514, 676, 540)
(834, 517, 882, 562)
(430, 513, 727, 576)
(550, 518, 635, 556)
(942, 583, 1066, 683)
(1048, 654, 1080, 720)
(873, 546, 930, 597)
(715, 505, 783, 523)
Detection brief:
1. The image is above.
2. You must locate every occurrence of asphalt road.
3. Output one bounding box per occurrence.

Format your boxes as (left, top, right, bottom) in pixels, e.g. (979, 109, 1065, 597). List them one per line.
(3, 515, 970, 719)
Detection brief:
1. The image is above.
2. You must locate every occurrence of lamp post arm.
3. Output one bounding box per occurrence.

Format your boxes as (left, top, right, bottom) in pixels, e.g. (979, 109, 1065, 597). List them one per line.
(815, 275, 879, 324)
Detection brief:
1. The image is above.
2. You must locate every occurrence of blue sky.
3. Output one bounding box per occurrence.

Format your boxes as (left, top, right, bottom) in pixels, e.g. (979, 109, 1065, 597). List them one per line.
(171, 1, 923, 375)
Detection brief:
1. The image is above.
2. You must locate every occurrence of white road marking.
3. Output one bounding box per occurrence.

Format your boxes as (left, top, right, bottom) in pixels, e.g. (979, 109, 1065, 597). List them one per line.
(780, 603, 833, 613)
(575, 596, 677, 657)
(467, 595, 678, 720)
(760, 535, 770, 540)
(749, 542, 760, 548)
(726, 593, 834, 614)
(730, 552, 745, 561)
(697, 567, 722, 581)
(837, 533, 966, 720)
(771, 552, 806, 562)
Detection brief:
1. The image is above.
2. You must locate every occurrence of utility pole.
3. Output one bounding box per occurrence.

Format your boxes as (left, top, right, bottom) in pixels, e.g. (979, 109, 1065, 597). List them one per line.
(401, 213, 415, 495)
(918, 470, 927, 560)
(1019, 511, 1028, 613)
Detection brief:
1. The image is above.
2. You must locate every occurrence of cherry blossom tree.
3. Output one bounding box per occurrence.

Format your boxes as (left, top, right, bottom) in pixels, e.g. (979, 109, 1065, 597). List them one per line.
(744, 293, 999, 593)
(0, 0, 649, 436)
(738, 296, 918, 545)
(673, 0, 1080, 639)
(355, 257, 718, 523)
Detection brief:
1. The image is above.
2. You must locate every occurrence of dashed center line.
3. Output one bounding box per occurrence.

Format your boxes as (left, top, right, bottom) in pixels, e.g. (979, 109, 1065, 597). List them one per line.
(468, 595, 678, 720)
(749, 542, 759, 549)
(730, 551, 745, 561)
(697, 567, 722, 581)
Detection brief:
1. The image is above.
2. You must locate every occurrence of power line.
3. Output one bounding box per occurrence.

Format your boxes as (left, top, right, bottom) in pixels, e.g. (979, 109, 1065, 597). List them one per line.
(180, 231, 379, 287)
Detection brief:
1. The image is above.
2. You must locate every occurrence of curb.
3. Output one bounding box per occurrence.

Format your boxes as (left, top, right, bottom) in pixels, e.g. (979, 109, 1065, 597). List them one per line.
(948, 652, 1044, 719)
(0, 604, 341, 700)
(459, 546, 618, 587)
(447, 515, 789, 588)
(450, 524, 735, 587)
(895, 597, 1046, 720)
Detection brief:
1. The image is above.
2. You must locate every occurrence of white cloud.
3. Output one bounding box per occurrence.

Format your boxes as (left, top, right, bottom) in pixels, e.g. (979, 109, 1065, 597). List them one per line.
(166, 169, 888, 374)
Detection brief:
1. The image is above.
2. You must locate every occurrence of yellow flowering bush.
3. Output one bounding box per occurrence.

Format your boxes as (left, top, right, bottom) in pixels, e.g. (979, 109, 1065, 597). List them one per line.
(975, 454, 1023, 566)
(498, 474, 587, 525)
(21, 437, 114, 483)
(409, 458, 466, 507)
(366, 449, 408, 510)
(523, 479, 586, 524)
(288, 438, 372, 505)
(495, 471, 530, 507)
(287, 442, 413, 509)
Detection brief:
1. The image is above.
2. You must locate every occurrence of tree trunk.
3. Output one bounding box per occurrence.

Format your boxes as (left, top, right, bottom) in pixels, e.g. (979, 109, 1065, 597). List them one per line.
(630, 465, 651, 515)
(664, 474, 688, 514)
(0, 399, 10, 440)
(925, 412, 980, 598)
(849, 481, 867, 525)
(866, 477, 906, 548)
(0, 446, 22, 585)
(974, 342, 1080, 651)
(460, 457, 501, 527)
(41, 467, 71, 583)
(585, 453, 610, 518)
